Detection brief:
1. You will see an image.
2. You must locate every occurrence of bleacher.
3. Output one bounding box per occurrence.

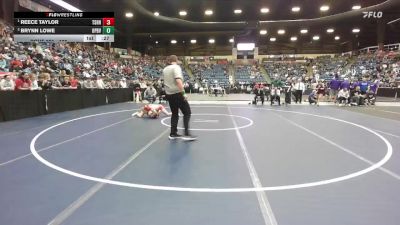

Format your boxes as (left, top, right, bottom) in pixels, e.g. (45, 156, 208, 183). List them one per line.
(234, 65, 265, 84)
(189, 63, 229, 86)
(264, 62, 307, 82)
(312, 56, 348, 81)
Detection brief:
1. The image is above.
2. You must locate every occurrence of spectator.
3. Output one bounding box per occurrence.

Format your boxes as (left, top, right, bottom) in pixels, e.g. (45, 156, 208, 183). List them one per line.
(270, 86, 281, 106)
(293, 78, 305, 104)
(38, 73, 52, 90)
(365, 89, 376, 105)
(264, 84, 271, 102)
(340, 77, 350, 90)
(359, 77, 370, 94)
(329, 75, 341, 103)
(316, 80, 326, 106)
(144, 84, 157, 103)
(29, 74, 41, 90)
(351, 86, 365, 106)
(69, 75, 79, 89)
(0, 54, 8, 72)
(132, 80, 142, 102)
(82, 77, 94, 89)
(337, 88, 350, 106)
(95, 76, 106, 89)
(15, 72, 31, 90)
(253, 84, 265, 105)
(51, 76, 62, 89)
(308, 89, 318, 105)
(10, 56, 23, 71)
(349, 79, 358, 97)
(369, 78, 380, 94)
(0, 75, 15, 90)
(119, 78, 127, 88)
(110, 80, 120, 88)
(61, 76, 72, 88)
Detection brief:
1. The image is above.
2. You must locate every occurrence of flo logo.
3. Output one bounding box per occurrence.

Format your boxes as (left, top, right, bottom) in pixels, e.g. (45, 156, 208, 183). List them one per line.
(363, 11, 383, 18)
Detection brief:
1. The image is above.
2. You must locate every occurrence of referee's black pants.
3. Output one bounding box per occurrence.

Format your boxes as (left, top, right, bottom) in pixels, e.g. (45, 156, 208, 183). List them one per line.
(166, 93, 192, 136)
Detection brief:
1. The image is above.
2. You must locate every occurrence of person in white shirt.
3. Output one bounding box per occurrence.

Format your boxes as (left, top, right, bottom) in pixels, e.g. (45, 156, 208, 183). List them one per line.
(270, 86, 281, 106)
(194, 82, 199, 93)
(314, 73, 320, 82)
(0, 75, 15, 90)
(119, 78, 127, 88)
(96, 76, 105, 89)
(337, 88, 350, 106)
(293, 78, 305, 104)
(29, 74, 42, 90)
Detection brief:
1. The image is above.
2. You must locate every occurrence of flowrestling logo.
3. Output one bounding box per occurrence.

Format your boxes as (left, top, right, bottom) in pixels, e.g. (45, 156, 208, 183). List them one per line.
(363, 11, 383, 19)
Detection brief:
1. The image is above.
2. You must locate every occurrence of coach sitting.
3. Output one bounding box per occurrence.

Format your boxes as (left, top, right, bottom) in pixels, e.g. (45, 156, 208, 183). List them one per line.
(270, 86, 281, 106)
(337, 88, 350, 106)
(144, 84, 157, 103)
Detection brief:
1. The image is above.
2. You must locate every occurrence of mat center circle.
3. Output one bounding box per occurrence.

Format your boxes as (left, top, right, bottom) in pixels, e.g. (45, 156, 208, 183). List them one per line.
(160, 113, 253, 131)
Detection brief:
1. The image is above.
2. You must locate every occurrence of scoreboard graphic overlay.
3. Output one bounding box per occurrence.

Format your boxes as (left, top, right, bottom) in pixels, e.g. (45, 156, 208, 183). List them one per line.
(14, 12, 114, 43)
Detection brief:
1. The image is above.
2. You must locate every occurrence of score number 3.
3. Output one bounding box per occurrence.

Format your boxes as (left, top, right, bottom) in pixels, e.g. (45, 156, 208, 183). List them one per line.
(102, 18, 115, 26)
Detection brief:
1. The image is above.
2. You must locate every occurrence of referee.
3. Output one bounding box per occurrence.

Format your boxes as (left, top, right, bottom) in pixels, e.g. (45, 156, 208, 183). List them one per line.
(163, 55, 196, 141)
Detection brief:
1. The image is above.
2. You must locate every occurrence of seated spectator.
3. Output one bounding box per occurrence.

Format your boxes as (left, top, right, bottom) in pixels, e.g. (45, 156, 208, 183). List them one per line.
(10, 57, 23, 72)
(15, 72, 31, 90)
(337, 88, 350, 106)
(38, 73, 52, 90)
(95, 76, 106, 89)
(69, 75, 79, 89)
(82, 77, 94, 89)
(51, 76, 62, 89)
(119, 78, 127, 88)
(349, 79, 358, 97)
(351, 86, 365, 106)
(0, 54, 8, 72)
(110, 80, 120, 89)
(0, 75, 15, 90)
(270, 86, 281, 106)
(61, 76, 72, 88)
(308, 89, 318, 105)
(29, 74, 41, 90)
(158, 86, 167, 104)
(365, 89, 376, 106)
(144, 84, 157, 103)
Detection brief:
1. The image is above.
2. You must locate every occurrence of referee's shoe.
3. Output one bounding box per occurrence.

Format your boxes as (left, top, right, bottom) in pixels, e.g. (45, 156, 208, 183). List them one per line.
(182, 135, 197, 141)
(168, 134, 197, 141)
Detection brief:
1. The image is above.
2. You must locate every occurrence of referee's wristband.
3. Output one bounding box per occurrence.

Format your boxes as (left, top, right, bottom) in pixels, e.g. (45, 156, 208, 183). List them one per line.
(181, 91, 186, 96)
